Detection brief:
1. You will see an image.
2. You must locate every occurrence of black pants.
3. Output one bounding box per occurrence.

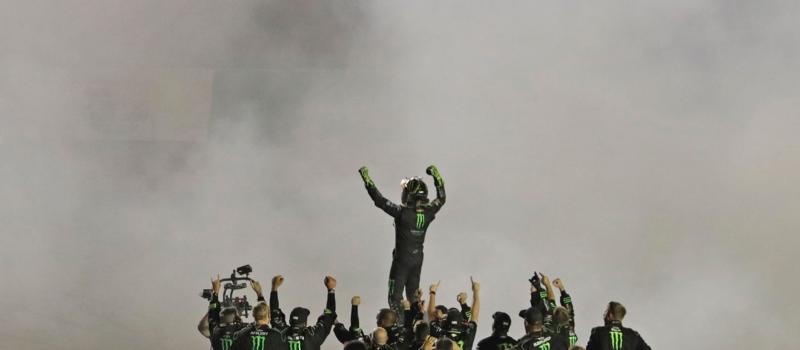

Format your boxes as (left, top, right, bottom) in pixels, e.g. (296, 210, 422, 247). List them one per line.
(387, 250, 424, 310)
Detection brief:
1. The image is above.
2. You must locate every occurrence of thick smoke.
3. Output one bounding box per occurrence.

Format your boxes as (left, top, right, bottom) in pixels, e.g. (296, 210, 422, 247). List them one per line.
(1, 1, 799, 349)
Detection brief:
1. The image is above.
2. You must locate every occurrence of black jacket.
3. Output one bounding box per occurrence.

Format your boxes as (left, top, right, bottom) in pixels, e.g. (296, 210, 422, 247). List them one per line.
(586, 321, 651, 350)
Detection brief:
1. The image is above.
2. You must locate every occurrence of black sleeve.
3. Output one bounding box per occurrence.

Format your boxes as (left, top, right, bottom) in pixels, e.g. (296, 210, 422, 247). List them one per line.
(460, 303, 472, 320)
(366, 185, 402, 218)
(208, 293, 221, 331)
(351, 304, 360, 330)
(635, 331, 652, 350)
(559, 290, 575, 322)
(326, 289, 336, 313)
(429, 180, 446, 214)
(586, 328, 602, 350)
(270, 290, 280, 310)
(334, 322, 351, 343)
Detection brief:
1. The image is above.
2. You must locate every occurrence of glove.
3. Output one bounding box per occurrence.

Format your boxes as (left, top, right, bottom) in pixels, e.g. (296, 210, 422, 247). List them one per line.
(359, 166, 375, 188)
(425, 165, 443, 187)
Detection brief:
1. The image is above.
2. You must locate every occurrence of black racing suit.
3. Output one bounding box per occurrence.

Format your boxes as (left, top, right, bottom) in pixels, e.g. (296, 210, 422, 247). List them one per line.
(334, 304, 366, 343)
(476, 333, 516, 350)
(362, 176, 445, 312)
(516, 332, 569, 350)
(231, 323, 287, 350)
(586, 321, 651, 350)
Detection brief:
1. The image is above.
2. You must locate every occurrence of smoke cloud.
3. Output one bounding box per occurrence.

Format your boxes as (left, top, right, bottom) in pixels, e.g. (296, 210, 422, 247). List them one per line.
(1, 1, 798, 349)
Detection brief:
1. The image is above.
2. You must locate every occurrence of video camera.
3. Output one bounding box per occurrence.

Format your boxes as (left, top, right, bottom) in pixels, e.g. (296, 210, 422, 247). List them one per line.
(200, 264, 255, 318)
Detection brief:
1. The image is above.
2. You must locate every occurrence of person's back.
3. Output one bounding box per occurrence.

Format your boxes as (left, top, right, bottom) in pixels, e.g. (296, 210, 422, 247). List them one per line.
(586, 302, 650, 350)
(232, 303, 286, 350)
(516, 308, 568, 350)
(476, 312, 515, 350)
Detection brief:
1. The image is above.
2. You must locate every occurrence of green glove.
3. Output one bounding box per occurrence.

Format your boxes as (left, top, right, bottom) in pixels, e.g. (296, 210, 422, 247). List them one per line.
(426, 165, 443, 187)
(359, 166, 375, 188)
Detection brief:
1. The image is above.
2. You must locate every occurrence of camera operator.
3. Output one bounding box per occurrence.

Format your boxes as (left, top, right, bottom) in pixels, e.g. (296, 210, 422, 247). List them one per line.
(283, 276, 338, 350)
(207, 274, 248, 350)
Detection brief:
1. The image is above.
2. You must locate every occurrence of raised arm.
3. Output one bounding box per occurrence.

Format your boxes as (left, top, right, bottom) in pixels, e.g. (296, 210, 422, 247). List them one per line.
(269, 275, 287, 330)
(457, 292, 472, 320)
(428, 281, 441, 320)
(197, 312, 211, 338)
(469, 277, 480, 322)
(541, 274, 557, 312)
(553, 278, 575, 323)
(350, 296, 361, 330)
(359, 166, 402, 217)
(208, 274, 222, 330)
(426, 165, 446, 212)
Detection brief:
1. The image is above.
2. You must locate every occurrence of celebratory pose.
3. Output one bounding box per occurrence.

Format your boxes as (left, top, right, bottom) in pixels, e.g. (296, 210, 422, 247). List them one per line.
(358, 165, 446, 315)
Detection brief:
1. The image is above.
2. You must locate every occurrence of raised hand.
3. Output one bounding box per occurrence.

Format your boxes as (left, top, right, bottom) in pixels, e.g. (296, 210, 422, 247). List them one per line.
(250, 280, 263, 297)
(457, 292, 468, 304)
(352, 296, 361, 306)
(272, 275, 284, 291)
(359, 166, 375, 187)
(212, 274, 221, 294)
(430, 280, 441, 293)
(325, 276, 337, 290)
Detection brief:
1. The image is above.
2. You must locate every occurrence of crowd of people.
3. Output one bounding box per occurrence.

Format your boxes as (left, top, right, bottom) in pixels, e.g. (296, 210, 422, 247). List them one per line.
(197, 273, 651, 350)
(197, 165, 651, 350)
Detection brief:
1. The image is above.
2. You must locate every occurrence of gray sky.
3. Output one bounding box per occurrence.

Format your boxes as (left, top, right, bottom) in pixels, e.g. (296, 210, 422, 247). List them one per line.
(1, 1, 799, 349)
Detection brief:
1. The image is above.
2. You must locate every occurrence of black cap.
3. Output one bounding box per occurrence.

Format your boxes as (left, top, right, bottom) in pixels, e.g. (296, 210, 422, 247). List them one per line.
(492, 312, 511, 328)
(446, 308, 463, 327)
(290, 307, 310, 326)
(519, 308, 543, 324)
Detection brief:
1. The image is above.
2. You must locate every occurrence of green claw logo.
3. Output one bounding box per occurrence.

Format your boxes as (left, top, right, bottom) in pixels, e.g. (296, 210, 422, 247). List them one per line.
(289, 340, 303, 350)
(538, 342, 550, 350)
(221, 338, 233, 350)
(610, 328, 623, 350)
(416, 213, 425, 229)
(251, 335, 266, 350)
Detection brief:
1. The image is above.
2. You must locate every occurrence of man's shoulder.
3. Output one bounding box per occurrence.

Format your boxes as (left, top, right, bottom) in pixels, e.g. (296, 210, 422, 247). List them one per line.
(590, 325, 607, 335)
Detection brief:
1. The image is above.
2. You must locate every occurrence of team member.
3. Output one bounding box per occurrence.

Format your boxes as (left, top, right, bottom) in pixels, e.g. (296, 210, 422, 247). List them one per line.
(358, 165, 446, 315)
(516, 308, 568, 350)
(475, 312, 516, 350)
(586, 302, 651, 350)
(282, 276, 339, 350)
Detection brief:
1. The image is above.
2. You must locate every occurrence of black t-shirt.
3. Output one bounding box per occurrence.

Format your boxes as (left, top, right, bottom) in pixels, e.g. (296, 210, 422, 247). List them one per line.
(516, 332, 568, 350)
(586, 323, 651, 350)
(476, 334, 516, 350)
(232, 324, 286, 350)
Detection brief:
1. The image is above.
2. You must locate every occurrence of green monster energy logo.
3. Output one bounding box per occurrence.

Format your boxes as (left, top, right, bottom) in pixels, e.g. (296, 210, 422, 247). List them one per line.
(289, 340, 303, 350)
(538, 342, 550, 350)
(416, 212, 425, 229)
(610, 328, 623, 350)
(569, 334, 578, 346)
(457, 340, 465, 350)
(221, 338, 233, 350)
(388, 279, 395, 297)
(251, 335, 266, 350)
